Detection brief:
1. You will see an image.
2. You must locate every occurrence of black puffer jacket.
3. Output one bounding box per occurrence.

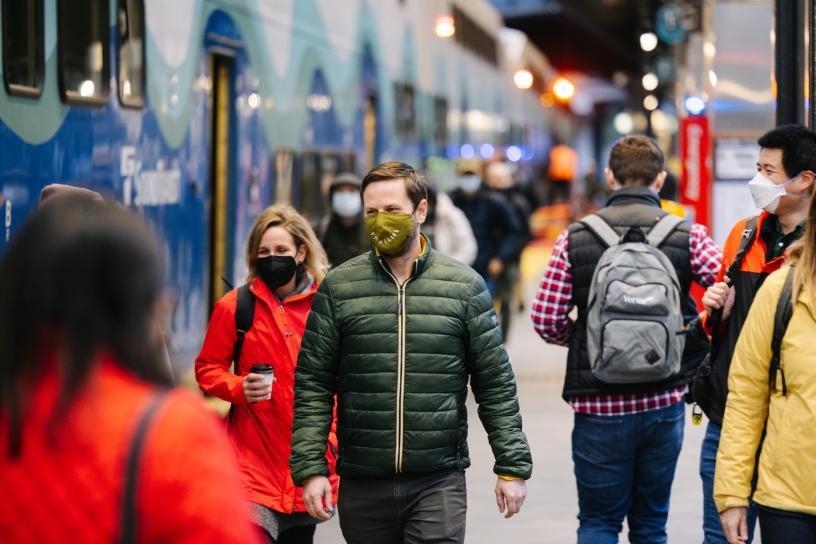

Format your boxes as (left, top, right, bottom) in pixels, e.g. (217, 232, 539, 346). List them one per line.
(290, 237, 532, 483)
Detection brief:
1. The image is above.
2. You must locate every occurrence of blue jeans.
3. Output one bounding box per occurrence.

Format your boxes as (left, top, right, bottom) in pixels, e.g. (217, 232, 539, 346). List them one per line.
(699, 421, 758, 544)
(572, 402, 684, 544)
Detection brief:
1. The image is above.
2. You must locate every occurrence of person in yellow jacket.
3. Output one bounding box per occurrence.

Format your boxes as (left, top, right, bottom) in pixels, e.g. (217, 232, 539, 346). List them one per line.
(714, 196, 816, 543)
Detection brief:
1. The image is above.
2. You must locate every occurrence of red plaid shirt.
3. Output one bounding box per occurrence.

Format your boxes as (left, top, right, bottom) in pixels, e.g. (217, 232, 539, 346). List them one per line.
(532, 223, 722, 416)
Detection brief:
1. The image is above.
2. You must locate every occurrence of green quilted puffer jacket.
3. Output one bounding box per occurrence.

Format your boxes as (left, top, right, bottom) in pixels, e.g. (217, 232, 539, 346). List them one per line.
(290, 238, 532, 484)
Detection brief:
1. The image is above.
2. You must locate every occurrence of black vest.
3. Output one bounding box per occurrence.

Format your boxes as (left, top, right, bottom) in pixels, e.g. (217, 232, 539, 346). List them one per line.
(563, 188, 696, 398)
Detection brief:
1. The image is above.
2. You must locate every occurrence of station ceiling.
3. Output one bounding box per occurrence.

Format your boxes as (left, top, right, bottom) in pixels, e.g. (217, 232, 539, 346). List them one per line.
(496, 0, 645, 78)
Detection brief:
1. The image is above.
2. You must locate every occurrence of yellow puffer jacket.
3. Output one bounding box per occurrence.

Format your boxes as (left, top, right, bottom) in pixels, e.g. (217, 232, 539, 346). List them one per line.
(714, 266, 816, 515)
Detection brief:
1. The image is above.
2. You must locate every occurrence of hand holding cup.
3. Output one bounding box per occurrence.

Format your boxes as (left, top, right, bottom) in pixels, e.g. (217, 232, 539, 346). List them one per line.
(244, 364, 275, 402)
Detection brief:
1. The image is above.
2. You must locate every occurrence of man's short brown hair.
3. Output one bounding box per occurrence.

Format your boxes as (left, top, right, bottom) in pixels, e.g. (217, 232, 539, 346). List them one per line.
(361, 161, 428, 209)
(608, 135, 665, 186)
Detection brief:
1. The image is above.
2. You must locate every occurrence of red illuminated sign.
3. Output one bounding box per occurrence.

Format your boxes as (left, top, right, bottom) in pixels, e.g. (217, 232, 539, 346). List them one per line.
(679, 116, 711, 228)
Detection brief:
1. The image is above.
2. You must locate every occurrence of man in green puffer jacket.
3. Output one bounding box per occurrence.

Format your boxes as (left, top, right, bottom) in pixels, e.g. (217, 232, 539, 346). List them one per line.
(290, 161, 533, 543)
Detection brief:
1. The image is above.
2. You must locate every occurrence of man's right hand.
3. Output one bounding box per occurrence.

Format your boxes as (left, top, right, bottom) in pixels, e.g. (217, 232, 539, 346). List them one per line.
(302, 476, 333, 520)
(243, 373, 272, 403)
(702, 277, 735, 321)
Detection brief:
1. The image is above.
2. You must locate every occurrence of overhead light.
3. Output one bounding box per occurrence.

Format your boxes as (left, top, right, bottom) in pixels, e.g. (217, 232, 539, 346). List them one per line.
(684, 96, 706, 115)
(640, 32, 658, 52)
(460, 143, 475, 159)
(552, 77, 575, 101)
(614, 112, 634, 134)
(632, 112, 649, 132)
(513, 69, 534, 90)
(480, 143, 495, 159)
(642, 73, 659, 91)
(506, 145, 522, 162)
(643, 94, 659, 111)
(435, 14, 455, 38)
(247, 92, 261, 109)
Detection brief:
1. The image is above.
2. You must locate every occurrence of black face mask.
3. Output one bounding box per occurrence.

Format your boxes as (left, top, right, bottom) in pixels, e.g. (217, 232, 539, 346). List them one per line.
(256, 256, 297, 290)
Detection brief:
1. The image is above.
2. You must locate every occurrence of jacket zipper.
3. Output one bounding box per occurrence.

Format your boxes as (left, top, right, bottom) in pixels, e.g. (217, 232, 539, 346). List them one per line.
(378, 259, 409, 473)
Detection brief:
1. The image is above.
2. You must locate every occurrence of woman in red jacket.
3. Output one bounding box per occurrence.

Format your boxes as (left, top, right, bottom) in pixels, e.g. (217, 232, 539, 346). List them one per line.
(0, 196, 261, 544)
(196, 204, 339, 544)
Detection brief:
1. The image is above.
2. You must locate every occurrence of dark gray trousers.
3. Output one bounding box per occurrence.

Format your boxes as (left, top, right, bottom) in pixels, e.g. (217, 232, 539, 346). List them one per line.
(338, 469, 467, 544)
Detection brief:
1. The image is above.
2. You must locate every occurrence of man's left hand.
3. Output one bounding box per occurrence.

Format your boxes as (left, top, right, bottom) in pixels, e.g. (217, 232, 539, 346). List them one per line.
(487, 258, 504, 278)
(495, 478, 527, 519)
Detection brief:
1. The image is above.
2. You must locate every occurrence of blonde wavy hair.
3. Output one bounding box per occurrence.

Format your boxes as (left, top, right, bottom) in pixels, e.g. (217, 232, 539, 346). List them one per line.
(788, 192, 816, 307)
(245, 205, 329, 283)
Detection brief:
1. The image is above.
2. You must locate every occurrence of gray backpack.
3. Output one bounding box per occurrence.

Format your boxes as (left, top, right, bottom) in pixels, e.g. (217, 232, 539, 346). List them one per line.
(582, 213, 686, 384)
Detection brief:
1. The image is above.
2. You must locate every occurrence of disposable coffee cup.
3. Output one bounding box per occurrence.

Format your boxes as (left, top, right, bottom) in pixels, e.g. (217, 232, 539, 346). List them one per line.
(250, 364, 275, 397)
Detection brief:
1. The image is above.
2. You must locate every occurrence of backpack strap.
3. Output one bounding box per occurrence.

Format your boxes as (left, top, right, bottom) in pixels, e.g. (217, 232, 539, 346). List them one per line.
(646, 214, 684, 247)
(580, 214, 621, 248)
(121, 390, 169, 544)
(233, 284, 256, 369)
(769, 266, 795, 396)
(724, 216, 759, 285)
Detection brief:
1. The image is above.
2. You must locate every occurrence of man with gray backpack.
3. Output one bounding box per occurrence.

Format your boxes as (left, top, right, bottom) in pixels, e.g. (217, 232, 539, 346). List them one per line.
(532, 135, 722, 543)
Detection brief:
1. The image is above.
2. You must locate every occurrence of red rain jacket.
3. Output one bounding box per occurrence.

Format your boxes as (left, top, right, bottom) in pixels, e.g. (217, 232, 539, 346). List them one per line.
(0, 354, 261, 543)
(195, 278, 339, 514)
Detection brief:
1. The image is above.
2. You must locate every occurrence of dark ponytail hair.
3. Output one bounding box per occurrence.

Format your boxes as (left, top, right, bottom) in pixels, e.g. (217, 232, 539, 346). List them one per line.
(0, 196, 172, 456)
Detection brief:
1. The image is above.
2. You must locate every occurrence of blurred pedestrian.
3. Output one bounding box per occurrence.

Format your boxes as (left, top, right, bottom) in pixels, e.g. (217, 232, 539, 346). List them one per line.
(290, 162, 532, 544)
(39, 182, 104, 204)
(422, 183, 477, 265)
(450, 166, 522, 302)
(0, 196, 260, 543)
(320, 172, 369, 267)
(37, 183, 177, 384)
(485, 160, 532, 339)
(715, 194, 816, 544)
(698, 124, 816, 544)
(196, 205, 338, 544)
(532, 135, 722, 543)
(547, 141, 577, 204)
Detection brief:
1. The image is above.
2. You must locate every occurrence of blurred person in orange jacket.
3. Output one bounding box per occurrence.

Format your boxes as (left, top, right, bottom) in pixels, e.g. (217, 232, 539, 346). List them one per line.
(195, 204, 339, 544)
(0, 195, 261, 543)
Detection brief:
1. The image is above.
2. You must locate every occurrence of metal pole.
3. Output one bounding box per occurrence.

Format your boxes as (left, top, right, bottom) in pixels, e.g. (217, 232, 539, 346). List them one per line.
(775, 0, 805, 125)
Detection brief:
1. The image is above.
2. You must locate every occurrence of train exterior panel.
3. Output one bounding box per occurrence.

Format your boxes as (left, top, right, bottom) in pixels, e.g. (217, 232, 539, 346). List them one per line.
(0, 0, 553, 368)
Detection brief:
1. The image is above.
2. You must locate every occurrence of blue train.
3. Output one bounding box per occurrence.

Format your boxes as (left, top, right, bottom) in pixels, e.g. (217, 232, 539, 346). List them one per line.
(0, 0, 559, 369)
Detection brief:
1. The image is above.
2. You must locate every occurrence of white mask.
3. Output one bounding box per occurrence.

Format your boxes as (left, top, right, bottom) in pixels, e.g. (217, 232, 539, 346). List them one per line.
(747, 172, 804, 213)
(332, 191, 361, 218)
(458, 174, 481, 194)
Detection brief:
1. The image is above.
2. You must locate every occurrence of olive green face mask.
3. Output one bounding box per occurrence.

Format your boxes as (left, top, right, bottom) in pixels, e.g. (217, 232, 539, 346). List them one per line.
(364, 211, 416, 256)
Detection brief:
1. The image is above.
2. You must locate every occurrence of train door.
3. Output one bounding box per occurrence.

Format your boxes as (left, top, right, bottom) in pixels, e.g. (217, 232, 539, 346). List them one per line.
(208, 54, 234, 309)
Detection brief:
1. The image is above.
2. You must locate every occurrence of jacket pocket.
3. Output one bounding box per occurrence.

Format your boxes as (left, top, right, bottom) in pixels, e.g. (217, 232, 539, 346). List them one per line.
(596, 319, 671, 383)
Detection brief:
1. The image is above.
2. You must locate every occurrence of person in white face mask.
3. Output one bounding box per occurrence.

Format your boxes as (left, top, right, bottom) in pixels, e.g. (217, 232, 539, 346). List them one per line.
(697, 124, 816, 544)
(320, 172, 370, 267)
(449, 166, 523, 300)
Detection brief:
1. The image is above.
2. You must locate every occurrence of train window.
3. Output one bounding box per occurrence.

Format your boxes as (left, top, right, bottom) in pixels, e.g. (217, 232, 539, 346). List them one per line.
(2, 0, 44, 97)
(339, 152, 357, 173)
(433, 97, 448, 143)
(58, 0, 110, 105)
(394, 82, 416, 138)
(117, 0, 145, 108)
